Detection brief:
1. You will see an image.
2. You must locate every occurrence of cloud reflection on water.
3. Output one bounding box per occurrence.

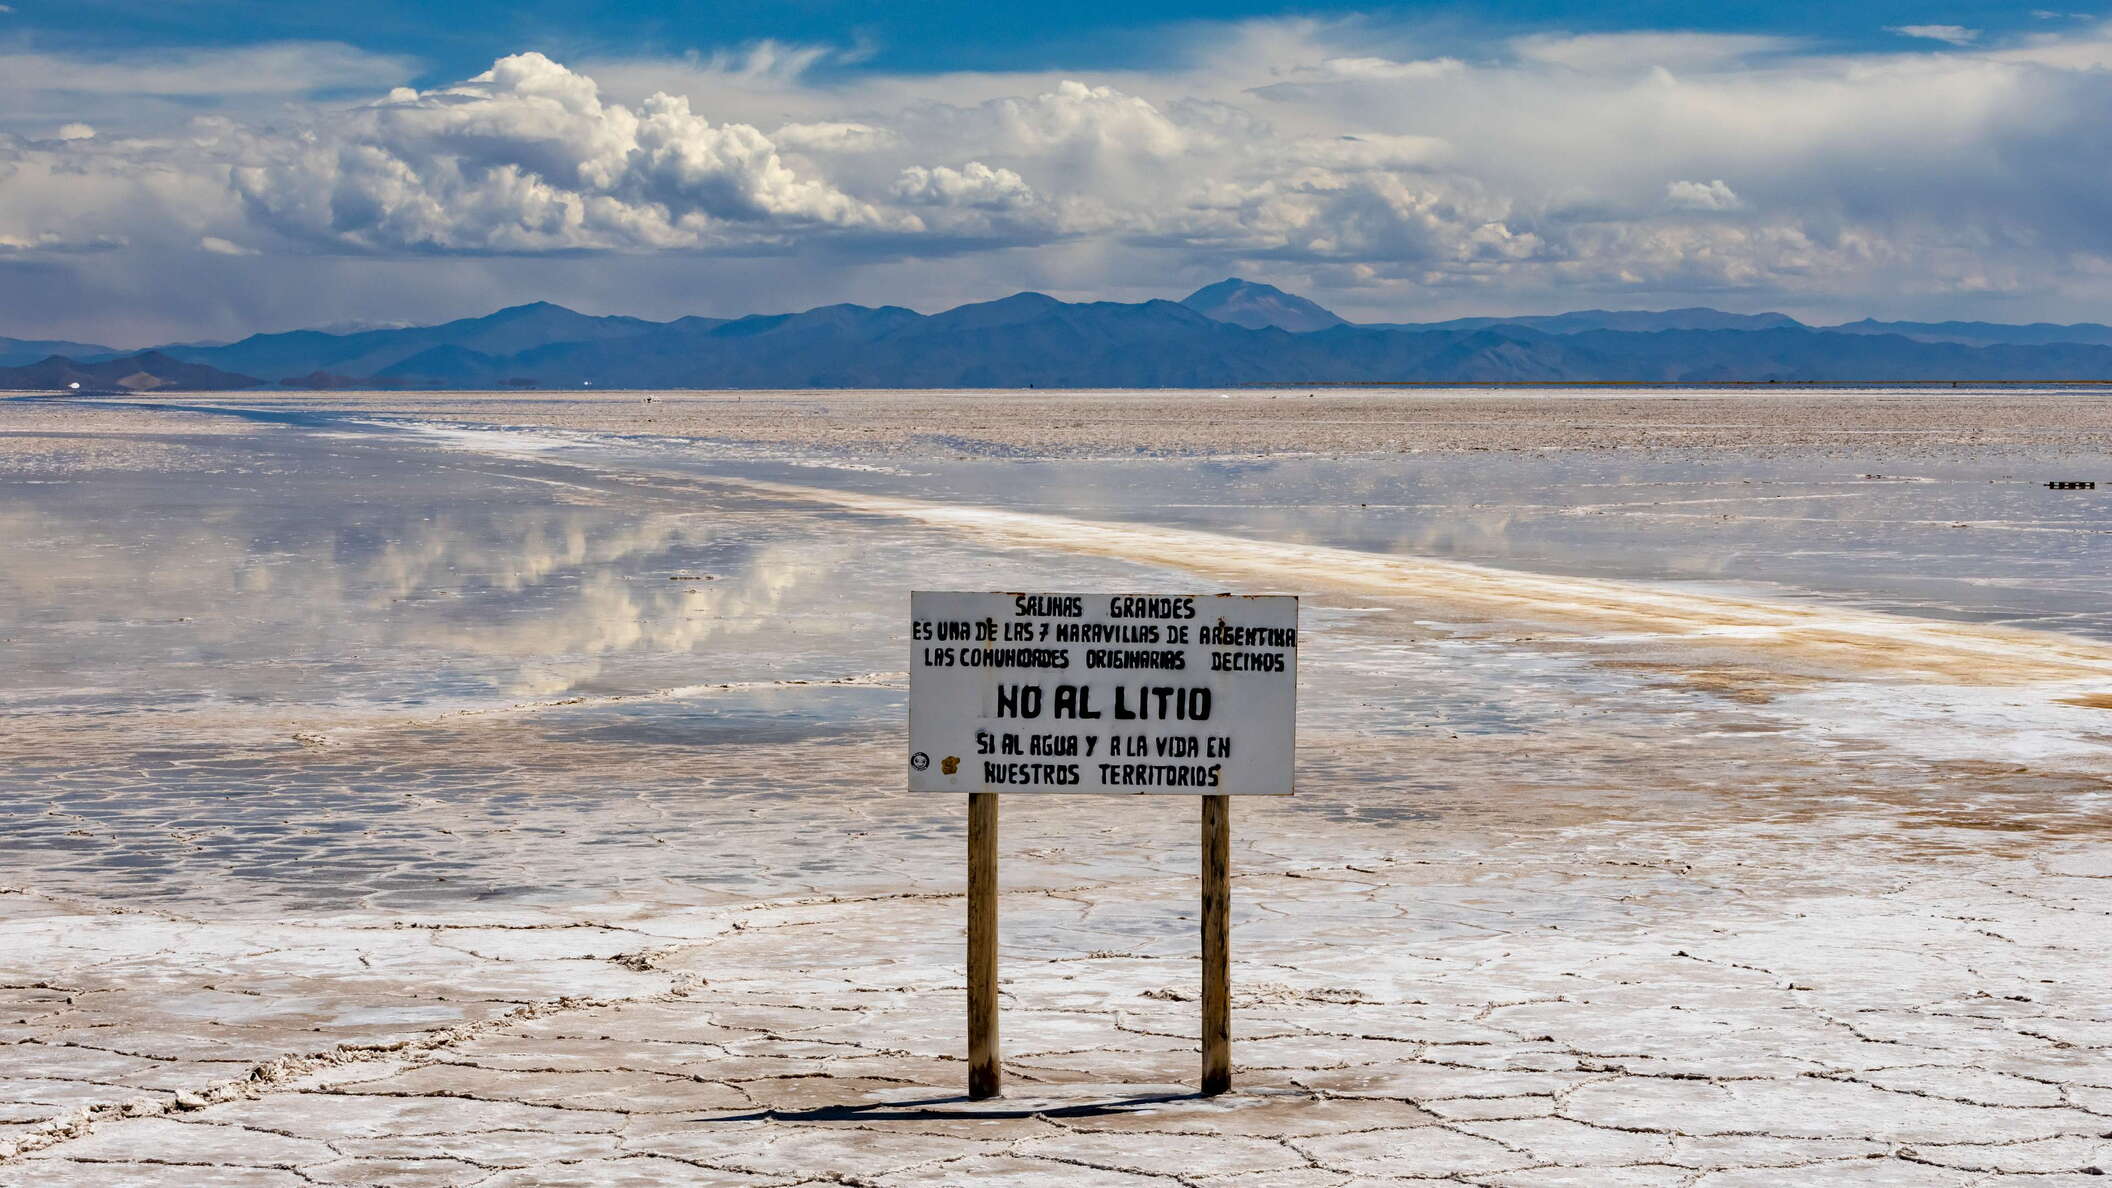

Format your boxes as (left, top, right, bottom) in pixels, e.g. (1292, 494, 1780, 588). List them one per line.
(0, 461, 899, 713)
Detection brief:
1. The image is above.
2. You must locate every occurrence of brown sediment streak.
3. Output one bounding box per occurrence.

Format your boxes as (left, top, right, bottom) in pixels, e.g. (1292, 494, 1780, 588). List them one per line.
(735, 478, 2112, 689)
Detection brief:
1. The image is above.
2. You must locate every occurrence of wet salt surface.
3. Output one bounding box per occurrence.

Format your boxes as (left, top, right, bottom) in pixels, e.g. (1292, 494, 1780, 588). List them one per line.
(664, 444, 2112, 643)
(1, 396, 2107, 1183)
(1, 399, 2104, 895)
(291, 404, 2112, 643)
(0, 402, 1742, 737)
(0, 425, 892, 717)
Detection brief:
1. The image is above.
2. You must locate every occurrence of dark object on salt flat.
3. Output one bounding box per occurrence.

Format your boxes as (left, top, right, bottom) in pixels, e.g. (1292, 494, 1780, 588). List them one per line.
(2046, 480, 2097, 490)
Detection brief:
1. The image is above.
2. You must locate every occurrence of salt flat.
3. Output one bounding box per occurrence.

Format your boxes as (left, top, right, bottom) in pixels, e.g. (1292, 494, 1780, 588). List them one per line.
(0, 390, 2106, 1185)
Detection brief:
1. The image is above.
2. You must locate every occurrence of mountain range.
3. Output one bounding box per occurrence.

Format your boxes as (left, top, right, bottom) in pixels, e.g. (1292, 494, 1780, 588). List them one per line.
(8, 280, 2112, 391)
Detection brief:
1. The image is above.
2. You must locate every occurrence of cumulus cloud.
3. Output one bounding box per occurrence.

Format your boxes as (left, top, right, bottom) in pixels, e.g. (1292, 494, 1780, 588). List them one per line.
(231, 52, 907, 253)
(1180, 171, 1542, 267)
(869, 78, 1194, 186)
(892, 162, 1036, 209)
(980, 80, 1189, 159)
(1889, 25, 1982, 45)
(1665, 179, 1743, 211)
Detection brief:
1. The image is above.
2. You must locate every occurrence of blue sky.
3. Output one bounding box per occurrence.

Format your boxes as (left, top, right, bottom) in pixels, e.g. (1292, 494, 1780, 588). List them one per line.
(3, 1, 2110, 343)
(18, 1, 2067, 77)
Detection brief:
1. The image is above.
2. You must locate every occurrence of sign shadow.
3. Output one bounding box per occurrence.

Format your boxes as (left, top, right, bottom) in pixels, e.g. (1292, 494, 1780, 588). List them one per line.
(707, 1084, 1251, 1124)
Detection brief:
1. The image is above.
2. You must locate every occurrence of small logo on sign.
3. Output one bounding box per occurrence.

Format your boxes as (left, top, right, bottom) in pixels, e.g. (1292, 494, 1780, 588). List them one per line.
(941, 756, 960, 775)
(910, 752, 930, 771)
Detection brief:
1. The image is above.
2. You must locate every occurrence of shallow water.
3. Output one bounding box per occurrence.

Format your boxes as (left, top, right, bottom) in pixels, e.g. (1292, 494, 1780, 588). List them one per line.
(627, 440, 2112, 642)
(7, 392, 1960, 907)
(224, 399, 2112, 641)
(6, 394, 2109, 734)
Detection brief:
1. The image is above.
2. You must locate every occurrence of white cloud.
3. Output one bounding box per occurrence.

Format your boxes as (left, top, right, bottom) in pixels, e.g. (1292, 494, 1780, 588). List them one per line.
(55, 123, 95, 141)
(1666, 179, 1743, 211)
(892, 162, 1036, 209)
(1889, 25, 1982, 45)
(230, 52, 908, 253)
(937, 80, 1190, 162)
(1171, 171, 1542, 267)
(772, 122, 898, 153)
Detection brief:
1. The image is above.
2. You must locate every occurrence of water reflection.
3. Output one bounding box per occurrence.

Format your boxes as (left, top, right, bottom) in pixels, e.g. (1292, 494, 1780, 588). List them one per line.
(663, 448, 2112, 641)
(6, 404, 2100, 912)
(0, 436, 911, 717)
(7, 404, 2106, 752)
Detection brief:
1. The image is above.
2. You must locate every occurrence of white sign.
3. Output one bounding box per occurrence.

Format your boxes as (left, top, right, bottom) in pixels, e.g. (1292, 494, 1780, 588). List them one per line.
(909, 592, 1297, 795)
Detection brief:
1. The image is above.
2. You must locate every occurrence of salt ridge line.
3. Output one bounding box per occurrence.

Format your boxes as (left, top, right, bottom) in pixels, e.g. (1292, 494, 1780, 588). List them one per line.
(729, 478, 2112, 690)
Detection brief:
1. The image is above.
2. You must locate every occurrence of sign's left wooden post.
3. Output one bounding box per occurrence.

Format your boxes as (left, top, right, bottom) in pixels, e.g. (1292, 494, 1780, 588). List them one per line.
(967, 790, 1001, 1099)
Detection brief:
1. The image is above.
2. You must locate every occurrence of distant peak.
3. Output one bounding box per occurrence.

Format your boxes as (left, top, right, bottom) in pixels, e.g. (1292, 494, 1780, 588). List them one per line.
(487, 301, 577, 319)
(1182, 277, 1275, 302)
(926, 291, 1067, 324)
(1180, 277, 1344, 332)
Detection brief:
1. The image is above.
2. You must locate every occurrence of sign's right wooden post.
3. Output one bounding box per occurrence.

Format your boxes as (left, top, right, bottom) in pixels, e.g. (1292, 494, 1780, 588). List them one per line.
(1201, 793, 1232, 1095)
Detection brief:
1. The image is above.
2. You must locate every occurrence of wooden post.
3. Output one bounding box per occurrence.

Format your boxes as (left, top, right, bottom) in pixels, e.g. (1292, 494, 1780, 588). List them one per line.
(967, 791, 1000, 1100)
(1201, 793, 1231, 1096)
